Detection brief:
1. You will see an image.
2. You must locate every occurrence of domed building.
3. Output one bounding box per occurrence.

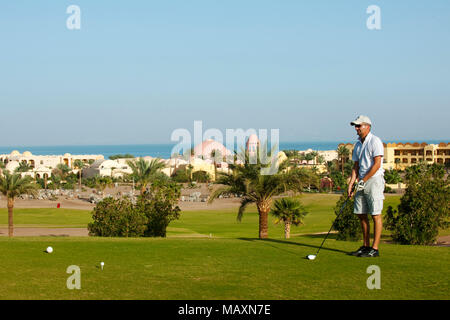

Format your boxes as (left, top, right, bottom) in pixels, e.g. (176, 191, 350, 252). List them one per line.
(5, 160, 20, 172)
(193, 139, 232, 160)
(83, 159, 132, 178)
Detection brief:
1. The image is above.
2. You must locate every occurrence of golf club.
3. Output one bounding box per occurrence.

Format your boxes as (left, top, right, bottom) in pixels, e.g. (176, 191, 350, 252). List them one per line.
(307, 184, 355, 260)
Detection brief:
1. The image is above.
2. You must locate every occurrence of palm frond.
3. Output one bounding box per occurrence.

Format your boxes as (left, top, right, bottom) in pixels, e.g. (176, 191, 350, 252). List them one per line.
(208, 185, 234, 204)
(237, 197, 255, 222)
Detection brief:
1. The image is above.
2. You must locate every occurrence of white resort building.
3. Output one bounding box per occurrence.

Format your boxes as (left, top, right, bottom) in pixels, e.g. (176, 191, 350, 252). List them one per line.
(0, 150, 103, 179)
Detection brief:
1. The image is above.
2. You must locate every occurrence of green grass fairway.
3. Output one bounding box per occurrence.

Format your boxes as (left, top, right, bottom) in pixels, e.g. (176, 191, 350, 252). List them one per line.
(0, 237, 448, 299)
(0, 208, 92, 228)
(0, 194, 449, 300)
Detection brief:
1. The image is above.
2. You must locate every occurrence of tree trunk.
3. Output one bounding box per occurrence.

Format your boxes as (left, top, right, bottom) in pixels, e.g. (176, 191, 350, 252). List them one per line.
(7, 198, 14, 237)
(284, 221, 291, 239)
(257, 200, 272, 239)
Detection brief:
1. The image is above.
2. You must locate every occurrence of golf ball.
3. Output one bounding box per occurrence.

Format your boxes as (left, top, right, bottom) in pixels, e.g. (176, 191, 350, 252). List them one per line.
(307, 254, 316, 260)
(46, 246, 53, 253)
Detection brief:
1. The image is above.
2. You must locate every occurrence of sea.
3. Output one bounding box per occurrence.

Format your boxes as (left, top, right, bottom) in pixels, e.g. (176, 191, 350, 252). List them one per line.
(0, 140, 447, 160)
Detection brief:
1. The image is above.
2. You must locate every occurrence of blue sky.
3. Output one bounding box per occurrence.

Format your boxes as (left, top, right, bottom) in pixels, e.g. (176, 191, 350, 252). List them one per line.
(0, 0, 449, 146)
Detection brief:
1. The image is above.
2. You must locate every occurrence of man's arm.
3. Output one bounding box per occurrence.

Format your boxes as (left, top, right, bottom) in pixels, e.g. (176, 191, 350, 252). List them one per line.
(347, 161, 359, 197)
(361, 155, 382, 182)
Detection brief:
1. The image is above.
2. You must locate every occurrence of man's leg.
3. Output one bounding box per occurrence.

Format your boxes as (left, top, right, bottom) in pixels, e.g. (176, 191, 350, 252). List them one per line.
(357, 214, 370, 247)
(371, 215, 382, 250)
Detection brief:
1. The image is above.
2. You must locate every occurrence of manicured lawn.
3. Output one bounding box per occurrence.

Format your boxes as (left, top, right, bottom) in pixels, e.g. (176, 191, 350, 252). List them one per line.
(0, 237, 448, 299)
(0, 193, 448, 300)
(0, 208, 92, 228)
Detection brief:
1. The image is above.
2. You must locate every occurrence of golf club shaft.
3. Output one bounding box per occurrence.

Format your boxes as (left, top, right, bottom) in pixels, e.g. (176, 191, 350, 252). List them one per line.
(315, 185, 355, 256)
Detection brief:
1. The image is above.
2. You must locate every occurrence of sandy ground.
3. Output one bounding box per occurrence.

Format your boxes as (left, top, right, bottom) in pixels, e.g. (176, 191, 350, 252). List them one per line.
(0, 227, 89, 237)
(0, 195, 241, 211)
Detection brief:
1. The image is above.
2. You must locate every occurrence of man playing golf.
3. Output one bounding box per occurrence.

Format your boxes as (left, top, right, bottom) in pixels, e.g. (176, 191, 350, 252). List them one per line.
(347, 115, 385, 257)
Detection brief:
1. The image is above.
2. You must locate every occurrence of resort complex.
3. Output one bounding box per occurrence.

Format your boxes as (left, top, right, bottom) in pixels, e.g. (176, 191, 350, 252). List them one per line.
(338, 142, 450, 170)
(0, 152, 103, 180)
(1, 139, 449, 182)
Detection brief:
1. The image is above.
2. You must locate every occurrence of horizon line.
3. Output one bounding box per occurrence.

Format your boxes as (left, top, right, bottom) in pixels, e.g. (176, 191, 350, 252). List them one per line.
(1, 138, 449, 149)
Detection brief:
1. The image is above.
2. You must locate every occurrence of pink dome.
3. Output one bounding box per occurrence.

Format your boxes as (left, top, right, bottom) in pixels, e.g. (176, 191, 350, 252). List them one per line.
(193, 139, 232, 159)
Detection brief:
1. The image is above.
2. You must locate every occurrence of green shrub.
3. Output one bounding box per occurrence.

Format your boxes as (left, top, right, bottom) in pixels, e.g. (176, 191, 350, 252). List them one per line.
(384, 163, 449, 245)
(192, 171, 210, 183)
(330, 171, 346, 191)
(88, 197, 148, 237)
(109, 153, 135, 160)
(172, 170, 190, 183)
(332, 194, 361, 241)
(139, 181, 181, 237)
(88, 181, 181, 238)
(384, 169, 403, 184)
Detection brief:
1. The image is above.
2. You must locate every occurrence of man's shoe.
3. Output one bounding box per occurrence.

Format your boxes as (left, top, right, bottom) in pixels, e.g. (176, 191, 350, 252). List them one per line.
(349, 246, 370, 256)
(358, 247, 380, 257)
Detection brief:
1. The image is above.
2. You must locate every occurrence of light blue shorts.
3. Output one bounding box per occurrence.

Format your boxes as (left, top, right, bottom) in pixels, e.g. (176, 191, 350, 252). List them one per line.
(354, 175, 385, 215)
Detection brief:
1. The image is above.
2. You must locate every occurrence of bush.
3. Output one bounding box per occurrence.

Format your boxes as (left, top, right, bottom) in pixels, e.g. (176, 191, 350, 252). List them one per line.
(384, 169, 402, 184)
(192, 171, 210, 183)
(172, 170, 190, 183)
(330, 171, 346, 191)
(384, 163, 449, 245)
(88, 181, 181, 238)
(88, 197, 148, 237)
(139, 181, 181, 237)
(332, 194, 361, 241)
(109, 154, 134, 160)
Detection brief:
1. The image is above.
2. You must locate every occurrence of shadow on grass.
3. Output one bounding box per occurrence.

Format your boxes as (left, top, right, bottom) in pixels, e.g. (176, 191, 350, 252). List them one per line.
(237, 237, 349, 256)
(301, 233, 391, 241)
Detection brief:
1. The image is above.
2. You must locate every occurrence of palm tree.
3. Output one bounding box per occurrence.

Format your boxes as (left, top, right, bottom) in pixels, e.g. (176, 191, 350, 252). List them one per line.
(96, 176, 113, 193)
(384, 169, 402, 185)
(126, 158, 166, 194)
(52, 163, 71, 181)
(210, 149, 223, 181)
(309, 151, 319, 165)
(395, 158, 401, 170)
(15, 162, 33, 173)
(209, 147, 305, 239)
(186, 164, 194, 182)
(316, 154, 325, 165)
(73, 160, 87, 190)
(270, 197, 308, 239)
(0, 171, 38, 237)
(337, 146, 350, 176)
(304, 152, 315, 164)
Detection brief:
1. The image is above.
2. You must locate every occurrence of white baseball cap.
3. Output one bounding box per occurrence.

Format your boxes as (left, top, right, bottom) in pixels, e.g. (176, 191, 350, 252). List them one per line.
(350, 115, 372, 126)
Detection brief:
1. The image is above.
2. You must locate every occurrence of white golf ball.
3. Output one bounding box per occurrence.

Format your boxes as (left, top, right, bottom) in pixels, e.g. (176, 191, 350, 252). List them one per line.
(307, 254, 316, 260)
(46, 246, 53, 253)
